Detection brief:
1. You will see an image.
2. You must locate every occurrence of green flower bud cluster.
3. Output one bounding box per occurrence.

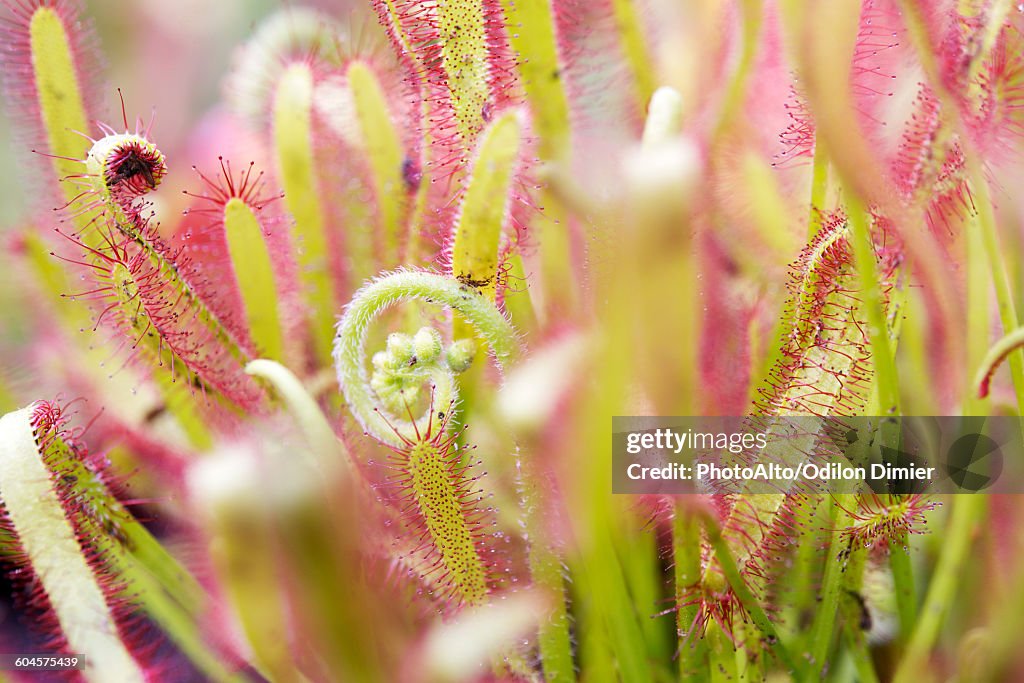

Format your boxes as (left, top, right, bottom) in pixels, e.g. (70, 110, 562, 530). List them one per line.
(370, 327, 477, 415)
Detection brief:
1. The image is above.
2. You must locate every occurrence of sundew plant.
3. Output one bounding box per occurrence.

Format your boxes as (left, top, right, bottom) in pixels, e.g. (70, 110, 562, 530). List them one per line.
(1, 0, 1024, 681)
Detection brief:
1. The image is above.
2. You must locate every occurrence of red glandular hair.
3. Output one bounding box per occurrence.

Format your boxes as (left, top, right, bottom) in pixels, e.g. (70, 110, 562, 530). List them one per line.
(774, 0, 903, 167)
(181, 157, 305, 361)
(368, 400, 507, 616)
(969, 23, 1024, 162)
(887, 83, 975, 239)
(837, 493, 937, 551)
(755, 211, 899, 417)
(99, 132, 167, 211)
(680, 494, 811, 638)
(892, 14, 1024, 234)
(52, 118, 168, 254)
(686, 213, 899, 636)
(776, 89, 816, 167)
(0, 400, 156, 681)
(61, 218, 264, 412)
(371, 0, 521, 254)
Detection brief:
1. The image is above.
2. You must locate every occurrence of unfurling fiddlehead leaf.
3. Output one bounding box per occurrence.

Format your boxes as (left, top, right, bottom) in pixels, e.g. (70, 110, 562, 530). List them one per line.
(334, 270, 521, 611)
(62, 129, 265, 416)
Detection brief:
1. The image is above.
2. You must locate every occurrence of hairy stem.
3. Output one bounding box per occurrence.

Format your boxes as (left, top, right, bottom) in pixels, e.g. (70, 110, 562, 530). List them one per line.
(519, 460, 573, 682)
(968, 165, 1024, 414)
(889, 532, 917, 637)
(333, 270, 521, 446)
(804, 497, 855, 681)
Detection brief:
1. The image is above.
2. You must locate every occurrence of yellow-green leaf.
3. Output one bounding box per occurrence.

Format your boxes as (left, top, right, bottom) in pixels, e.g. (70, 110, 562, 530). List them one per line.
(348, 61, 407, 267)
(451, 111, 522, 302)
(274, 62, 335, 364)
(224, 198, 285, 362)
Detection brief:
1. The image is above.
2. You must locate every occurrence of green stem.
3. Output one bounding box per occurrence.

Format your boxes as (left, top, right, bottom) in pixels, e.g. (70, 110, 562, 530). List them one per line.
(779, 502, 827, 642)
(893, 496, 986, 683)
(808, 141, 830, 238)
(804, 496, 854, 681)
(965, 201, 991, 417)
(968, 167, 1024, 415)
(847, 193, 900, 415)
(572, 531, 653, 682)
(853, 186, 915, 639)
(974, 326, 1024, 398)
(889, 533, 917, 639)
(707, 624, 737, 683)
(674, 511, 708, 682)
(838, 534, 875, 683)
(246, 360, 346, 470)
(520, 460, 573, 682)
(572, 285, 651, 681)
(843, 600, 881, 683)
(702, 512, 797, 675)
